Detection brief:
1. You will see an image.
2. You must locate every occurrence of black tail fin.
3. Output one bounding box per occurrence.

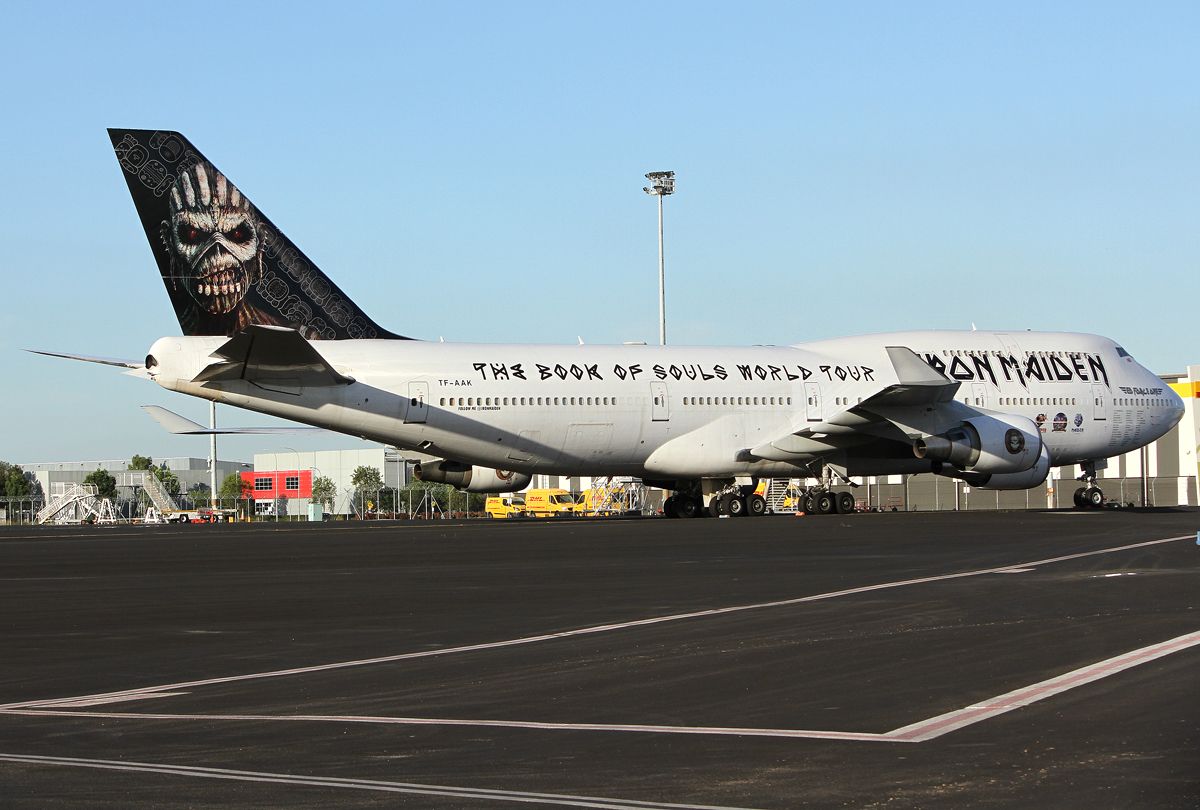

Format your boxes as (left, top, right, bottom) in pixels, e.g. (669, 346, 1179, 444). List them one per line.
(108, 129, 409, 340)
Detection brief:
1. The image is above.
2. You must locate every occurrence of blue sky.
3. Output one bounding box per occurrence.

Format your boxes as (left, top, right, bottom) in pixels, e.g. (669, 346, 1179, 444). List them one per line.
(1, 1, 1196, 464)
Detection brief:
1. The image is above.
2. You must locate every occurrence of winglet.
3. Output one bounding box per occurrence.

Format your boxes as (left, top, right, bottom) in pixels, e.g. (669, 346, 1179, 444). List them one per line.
(855, 347, 961, 407)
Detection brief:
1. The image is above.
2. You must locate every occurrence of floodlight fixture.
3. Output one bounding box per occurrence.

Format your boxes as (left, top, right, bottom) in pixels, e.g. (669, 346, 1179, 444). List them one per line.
(643, 170, 676, 196)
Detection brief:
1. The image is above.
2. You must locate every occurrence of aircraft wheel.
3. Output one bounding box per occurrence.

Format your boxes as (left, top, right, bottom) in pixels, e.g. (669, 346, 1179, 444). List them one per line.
(1085, 487, 1105, 508)
(745, 493, 767, 517)
(663, 496, 678, 518)
(676, 496, 700, 519)
(708, 497, 724, 517)
(1072, 487, 1088, 509)
(802, 495, 816, 513)
(816, 491, 837, 515)
(723, 493, 748, 517)
(836, 491, 856, 514)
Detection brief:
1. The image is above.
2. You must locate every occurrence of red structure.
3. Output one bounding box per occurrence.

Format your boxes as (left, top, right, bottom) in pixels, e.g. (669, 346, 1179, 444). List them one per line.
(240, 470, 313, 500)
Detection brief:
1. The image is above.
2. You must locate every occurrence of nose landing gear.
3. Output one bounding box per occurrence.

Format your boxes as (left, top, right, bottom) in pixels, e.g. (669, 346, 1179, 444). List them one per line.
(1073, 461, 1107, 509)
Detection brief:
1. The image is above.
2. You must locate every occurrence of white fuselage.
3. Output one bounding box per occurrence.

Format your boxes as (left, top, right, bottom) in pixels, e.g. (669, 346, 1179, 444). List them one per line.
(146, 330, 1183, 481)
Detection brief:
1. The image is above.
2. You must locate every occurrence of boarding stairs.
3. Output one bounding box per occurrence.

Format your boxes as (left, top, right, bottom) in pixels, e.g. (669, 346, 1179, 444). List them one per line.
(37, 483, 98, 524)
(764, 478, 799, 514)
(586, 476, 645, 515)
(126, 470, 180, 513)
(585, 476, 618, 515)
(36, 483, 122, 524)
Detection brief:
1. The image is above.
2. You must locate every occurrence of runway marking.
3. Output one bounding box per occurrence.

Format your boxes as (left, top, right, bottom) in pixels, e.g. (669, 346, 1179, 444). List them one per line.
(887, 629, 1200, 742)
(0, 754, 760, 809)
(4, 631, 1197, 745)
(36, 692, 189, 708)
(0, 533, 1188, 713)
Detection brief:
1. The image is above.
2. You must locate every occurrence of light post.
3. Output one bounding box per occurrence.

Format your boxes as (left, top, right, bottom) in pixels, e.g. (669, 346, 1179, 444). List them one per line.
(643, 171, 675, 346)
(209, 401, 218, 508)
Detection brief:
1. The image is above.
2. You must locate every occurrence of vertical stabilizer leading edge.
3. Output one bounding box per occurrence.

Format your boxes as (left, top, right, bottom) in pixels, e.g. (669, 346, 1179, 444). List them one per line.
(108, 129, 409, 340)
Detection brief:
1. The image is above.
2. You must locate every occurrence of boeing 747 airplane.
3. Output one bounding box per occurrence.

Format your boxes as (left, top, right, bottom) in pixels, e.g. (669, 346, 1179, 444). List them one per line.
(35, 130, 1186, 517)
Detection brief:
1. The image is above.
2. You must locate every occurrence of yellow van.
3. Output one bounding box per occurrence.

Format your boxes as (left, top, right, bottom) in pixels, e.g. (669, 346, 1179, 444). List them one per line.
(485, 495, 526, 519)
(524, 488, 577, 517)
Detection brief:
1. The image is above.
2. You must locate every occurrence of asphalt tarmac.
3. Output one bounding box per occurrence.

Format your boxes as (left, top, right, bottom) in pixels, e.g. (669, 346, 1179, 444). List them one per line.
(1, 509, 1197, 808)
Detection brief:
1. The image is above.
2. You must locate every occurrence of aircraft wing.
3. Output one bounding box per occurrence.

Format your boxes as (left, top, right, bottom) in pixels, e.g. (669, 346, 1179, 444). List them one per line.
(141, 405, 325, 435)
(193, 325, 354, 386)
(747, 346, 960, 462)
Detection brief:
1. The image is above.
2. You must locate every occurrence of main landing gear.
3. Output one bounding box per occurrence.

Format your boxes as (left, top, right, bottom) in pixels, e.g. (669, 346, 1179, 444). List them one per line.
(1072, 461, 1107, 509)
(801, 489, 856, 515)
(662, 482, 767, 519)
(661, 476, 857, 518)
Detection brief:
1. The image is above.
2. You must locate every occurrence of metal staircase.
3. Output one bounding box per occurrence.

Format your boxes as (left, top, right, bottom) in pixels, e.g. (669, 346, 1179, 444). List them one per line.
(36, 483, 98, 524)
(764, 479, 800, 513)
(585, 476, 646, 515)
(36, 484, 122, 524)
(130, 471, 180, 513)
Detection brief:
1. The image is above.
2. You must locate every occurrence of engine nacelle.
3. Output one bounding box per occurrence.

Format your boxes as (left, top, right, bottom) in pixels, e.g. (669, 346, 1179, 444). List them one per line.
(414, 460, 532, 493)
(970, 442, 1052, 490)
(914, 413, 1042, 475)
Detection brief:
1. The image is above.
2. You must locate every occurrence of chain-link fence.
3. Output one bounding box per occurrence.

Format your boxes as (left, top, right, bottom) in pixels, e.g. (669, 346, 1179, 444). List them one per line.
(858, 475, 1196, 512)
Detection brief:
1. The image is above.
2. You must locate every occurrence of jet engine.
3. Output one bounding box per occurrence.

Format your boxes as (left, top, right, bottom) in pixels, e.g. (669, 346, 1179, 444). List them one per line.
(414, 460, 532, 493)
(913, 413, 1042, 475)
(969, 442, 1052, 489)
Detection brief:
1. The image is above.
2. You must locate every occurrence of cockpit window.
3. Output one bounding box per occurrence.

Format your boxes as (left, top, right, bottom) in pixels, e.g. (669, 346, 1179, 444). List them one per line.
(1116, 347, 1132, 359)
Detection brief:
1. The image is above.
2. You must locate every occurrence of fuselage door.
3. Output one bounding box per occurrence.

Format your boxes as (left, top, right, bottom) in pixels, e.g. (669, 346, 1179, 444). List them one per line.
(405, 381, 429, 424)
(650, 381, 669, 422)
(1091, 384, 1108, 421)
(804, 382, 822, 422)
(971, 382, 987, 408)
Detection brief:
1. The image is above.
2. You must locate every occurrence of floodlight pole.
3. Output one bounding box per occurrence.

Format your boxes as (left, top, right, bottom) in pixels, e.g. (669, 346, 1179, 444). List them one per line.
(644, 171, 675, 346)
(657, 194, 667, 346)
(209, 401, 218, 508)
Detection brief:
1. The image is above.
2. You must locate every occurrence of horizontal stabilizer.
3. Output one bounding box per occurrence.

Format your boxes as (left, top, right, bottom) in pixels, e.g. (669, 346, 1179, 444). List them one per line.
(193, 325, 354, 387)
(26, 349, 142, 369)
(141, 405, 323, 435)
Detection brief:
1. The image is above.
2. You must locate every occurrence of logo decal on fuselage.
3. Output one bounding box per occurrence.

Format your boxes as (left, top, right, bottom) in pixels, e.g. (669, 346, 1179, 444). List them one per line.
(1005, 429, 1026, 454)
(921, 351, 1109, 389)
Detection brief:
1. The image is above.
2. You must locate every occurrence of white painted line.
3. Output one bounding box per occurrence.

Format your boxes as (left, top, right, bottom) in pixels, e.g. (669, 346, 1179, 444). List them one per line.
(5, 630, 1197, 744)
(0, 709, 893, 742)
(887, 629, 1200, 742)
(37, 692, 190, 708)
(0, 753, 761, 809)
(2, 533, 1188, 712)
